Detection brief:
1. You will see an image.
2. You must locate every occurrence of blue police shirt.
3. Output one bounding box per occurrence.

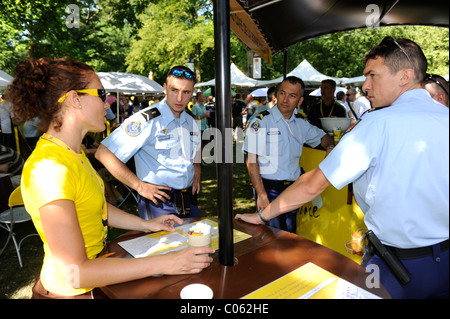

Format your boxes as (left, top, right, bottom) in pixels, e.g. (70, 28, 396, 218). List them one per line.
(101, 99, 201, 189)
(243, 105, 326, 181)
(319, 89, 449, 249)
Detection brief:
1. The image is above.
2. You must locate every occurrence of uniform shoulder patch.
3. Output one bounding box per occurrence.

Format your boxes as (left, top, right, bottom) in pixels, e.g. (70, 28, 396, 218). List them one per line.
(256, 110, 270, 120)
(141, 107, 161, 122)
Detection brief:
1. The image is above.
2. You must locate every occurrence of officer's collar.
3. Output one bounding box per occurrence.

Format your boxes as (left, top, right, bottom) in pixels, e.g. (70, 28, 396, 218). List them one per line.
(272, 104, 296, 122)
(159, 98, 188, 125)
(391, 88, 429, 107)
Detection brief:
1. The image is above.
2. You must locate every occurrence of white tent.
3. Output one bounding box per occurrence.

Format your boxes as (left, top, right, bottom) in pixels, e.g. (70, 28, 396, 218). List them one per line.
(341, 75, 366, 87)
(97, 72, 164, 94)
(256, 59, 341, 87)
(97, 72, 164, 119)
(309, 87, 347, 97)
(250, 87, 269, 97)
(195, 63, 259, 88)
(0, 70, 14, 90)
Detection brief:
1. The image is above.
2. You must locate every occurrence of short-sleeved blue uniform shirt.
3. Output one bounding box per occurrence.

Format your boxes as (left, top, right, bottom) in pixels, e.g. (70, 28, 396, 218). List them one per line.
(101, 99, 201, 189)
(243, 105, 326, 181)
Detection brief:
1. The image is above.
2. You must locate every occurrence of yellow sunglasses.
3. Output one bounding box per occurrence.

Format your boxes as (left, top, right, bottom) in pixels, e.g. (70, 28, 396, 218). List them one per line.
(58, 88, 107, 103)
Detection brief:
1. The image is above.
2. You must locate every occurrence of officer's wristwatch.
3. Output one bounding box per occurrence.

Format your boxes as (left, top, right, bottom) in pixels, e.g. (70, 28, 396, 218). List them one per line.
(258, 208, 269, 223)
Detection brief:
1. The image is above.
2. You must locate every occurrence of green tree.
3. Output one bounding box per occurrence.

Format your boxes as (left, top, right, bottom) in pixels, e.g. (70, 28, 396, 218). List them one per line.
(265, 26, 449, 80)
(126, 0, 214, 83)
(0, 0, 150, 72)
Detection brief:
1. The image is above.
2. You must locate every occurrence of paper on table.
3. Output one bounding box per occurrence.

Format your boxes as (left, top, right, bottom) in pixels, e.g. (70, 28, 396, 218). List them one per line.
(118, 218, 251, 258)
(241, 262, 382, 299)
(119, 232, 187, 258)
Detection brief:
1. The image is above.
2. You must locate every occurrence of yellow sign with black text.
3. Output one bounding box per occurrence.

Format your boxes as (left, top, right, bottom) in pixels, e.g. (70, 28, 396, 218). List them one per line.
(297, 147, 366, 264)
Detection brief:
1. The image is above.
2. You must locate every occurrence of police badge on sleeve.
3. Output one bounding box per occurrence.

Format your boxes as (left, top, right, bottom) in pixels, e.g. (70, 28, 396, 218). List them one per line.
(126, 121, 141, 136)
(250, 120, 261, 133)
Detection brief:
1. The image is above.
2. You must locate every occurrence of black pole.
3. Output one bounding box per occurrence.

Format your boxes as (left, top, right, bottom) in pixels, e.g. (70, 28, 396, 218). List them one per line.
(213, 0, 234, 266)
(283, 49, 288, 79)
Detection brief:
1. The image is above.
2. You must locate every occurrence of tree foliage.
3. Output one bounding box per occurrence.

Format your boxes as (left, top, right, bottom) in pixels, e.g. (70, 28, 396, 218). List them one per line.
(1, 1, 448, 85)
(278, 26, 449, 79)
(0, 0, 146, 74)
(125, 0, 214, 83)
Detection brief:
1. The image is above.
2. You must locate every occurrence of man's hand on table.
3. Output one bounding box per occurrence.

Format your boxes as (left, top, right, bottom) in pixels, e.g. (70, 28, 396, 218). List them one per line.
(235, 213, 265, 225)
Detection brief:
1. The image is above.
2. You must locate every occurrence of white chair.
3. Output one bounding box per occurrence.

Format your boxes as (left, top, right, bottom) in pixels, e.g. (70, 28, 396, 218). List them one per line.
(117, 184, 138, 208)
(0, 186, 39, 267)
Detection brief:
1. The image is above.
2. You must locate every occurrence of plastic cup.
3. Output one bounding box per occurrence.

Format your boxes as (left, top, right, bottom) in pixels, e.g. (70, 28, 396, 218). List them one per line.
(180, 283, 213, 299)
(333, 129, 342, 142)
(187, 232, 211, 256)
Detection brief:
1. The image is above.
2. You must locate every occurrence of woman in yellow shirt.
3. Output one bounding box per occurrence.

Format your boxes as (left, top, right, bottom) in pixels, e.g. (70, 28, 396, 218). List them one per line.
(7, 58, 214, 299)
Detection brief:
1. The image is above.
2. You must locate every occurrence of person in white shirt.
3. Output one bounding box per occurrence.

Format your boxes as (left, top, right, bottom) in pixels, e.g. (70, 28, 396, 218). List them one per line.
(345, 88, 371, 120)
(236, 37, 449, 299)
(423, 73, 449, 107)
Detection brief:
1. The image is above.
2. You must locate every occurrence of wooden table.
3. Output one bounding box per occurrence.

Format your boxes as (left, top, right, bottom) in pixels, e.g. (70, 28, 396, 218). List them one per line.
(100, 218, 390, 299)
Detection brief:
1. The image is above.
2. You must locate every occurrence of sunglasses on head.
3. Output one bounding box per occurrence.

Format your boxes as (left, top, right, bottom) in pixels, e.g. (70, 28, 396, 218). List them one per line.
(380, 36, 415, 72)
(168, 68, 196, 80)
(424, 74, 449, 97)
(58, 88, 107, 103)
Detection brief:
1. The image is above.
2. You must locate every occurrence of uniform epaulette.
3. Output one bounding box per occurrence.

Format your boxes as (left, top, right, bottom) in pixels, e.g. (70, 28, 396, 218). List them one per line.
(184, 108, 196, 119)
(141, 107, 161, 121)
(255, 110, 270, 120)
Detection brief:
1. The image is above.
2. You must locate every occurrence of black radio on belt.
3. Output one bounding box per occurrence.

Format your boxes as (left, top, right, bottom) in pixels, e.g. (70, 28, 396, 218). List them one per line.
(365, 230, 412, 285)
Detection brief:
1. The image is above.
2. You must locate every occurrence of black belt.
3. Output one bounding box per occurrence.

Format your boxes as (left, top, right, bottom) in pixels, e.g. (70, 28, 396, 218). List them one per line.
(387, 240, 449, 260)
(162, 187, 197, 216)
(142, 187, 197, 217)
(262, 179, 293, 192)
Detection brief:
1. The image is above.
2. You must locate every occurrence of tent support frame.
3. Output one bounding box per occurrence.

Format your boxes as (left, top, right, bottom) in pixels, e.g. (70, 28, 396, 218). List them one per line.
(214, 0, 234, 266)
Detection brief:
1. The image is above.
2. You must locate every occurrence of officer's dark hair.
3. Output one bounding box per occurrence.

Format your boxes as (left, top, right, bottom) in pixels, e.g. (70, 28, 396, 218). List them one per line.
(322, 79, 337, 89)
(267, 85, 277, 100)
(336, 91, 345, 100)
(363, 37, 427, 84)
(282, 76, 305, 97)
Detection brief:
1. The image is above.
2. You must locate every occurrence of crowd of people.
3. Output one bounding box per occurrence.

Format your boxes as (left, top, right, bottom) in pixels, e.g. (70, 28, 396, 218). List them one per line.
(0, 36, 448, 299)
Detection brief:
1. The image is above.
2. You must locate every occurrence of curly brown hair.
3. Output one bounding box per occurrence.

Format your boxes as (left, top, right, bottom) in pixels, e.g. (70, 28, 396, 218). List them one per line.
(7, 58, 95, 132)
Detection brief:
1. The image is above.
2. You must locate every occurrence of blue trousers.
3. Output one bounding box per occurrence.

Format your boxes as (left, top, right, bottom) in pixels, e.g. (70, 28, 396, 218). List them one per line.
(253, 187, 297, 233)
(363, 243, 449, 299)
(138, 195, 200, 220)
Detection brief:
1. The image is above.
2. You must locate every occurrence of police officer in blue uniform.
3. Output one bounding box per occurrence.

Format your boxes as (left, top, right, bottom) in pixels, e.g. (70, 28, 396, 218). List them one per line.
(236, 38, 449, 299)
(96, 66, 202, 220)
(243, 76, 334, 233)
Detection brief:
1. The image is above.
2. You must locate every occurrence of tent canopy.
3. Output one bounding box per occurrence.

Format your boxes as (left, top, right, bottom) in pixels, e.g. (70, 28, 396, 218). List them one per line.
(257, 59, 341, 87)
(0, 70, 14, 90)
(195, 63, 259, 87)
(232, 0, 449, 62)
(97, 72, 164, 94)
